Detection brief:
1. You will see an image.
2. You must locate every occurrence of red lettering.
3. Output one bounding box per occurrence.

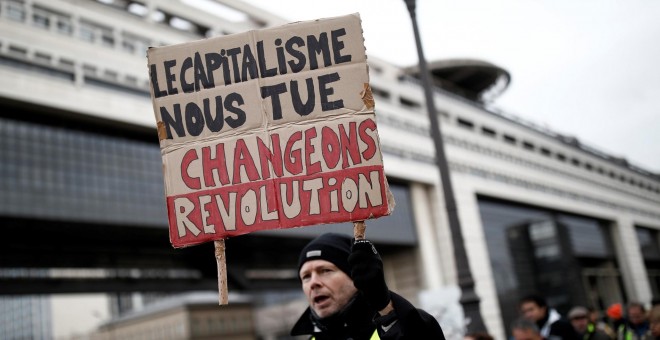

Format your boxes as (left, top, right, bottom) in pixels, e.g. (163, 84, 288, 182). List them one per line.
(181, 149, 201, 189)
(339, 121, 361, 168)
(304, 127, 321, 175)
(359, 118, 377, 161)
(284, 131, 303, 175)
(257, 134, 284, 180)
(233, 139, 260, 184)
(321, 126, 340, 169)
(202, 144, 230, 187)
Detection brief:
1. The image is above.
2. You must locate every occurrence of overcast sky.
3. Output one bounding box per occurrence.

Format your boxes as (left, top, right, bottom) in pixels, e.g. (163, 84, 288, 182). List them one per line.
(236, 0, 660, 174)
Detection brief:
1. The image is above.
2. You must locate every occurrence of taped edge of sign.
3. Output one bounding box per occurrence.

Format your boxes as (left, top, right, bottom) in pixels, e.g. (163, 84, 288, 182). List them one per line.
(361, 83, 374, 110)
(157, 121, 168, 141)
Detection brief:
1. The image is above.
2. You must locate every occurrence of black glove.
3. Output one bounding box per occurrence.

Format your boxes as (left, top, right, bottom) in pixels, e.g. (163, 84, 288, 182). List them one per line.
(348, 239, 391, 311)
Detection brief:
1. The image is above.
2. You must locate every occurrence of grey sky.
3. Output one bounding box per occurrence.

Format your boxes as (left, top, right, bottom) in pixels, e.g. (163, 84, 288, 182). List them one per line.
(236, 0, 660, 173)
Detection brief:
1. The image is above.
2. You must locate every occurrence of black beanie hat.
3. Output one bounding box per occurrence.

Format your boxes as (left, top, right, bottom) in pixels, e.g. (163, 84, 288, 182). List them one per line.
(297, 233, 352, 277)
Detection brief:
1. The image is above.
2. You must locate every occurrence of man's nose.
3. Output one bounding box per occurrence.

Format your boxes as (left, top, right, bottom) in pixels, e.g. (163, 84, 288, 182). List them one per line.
(308, 272, 322, 287)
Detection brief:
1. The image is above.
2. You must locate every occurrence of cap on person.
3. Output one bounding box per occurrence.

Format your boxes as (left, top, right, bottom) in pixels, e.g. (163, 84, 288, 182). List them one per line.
(297, 233, 352, 277)
(568, 306, 589, 320)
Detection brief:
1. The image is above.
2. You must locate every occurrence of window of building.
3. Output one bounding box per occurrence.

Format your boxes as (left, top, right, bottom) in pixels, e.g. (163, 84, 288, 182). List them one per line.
(481, 126, 496, 138)
(457, 117, 474, 130)
(556, 153, 566, 162)
(6, 0, 26, 22)
(522, 141, 535, 151)
(478, 197, 625, 335)
(399, 96, 421, 109)
(503, 134, 517, 144)
(540, 147, 552, 157)
(571, 158, 581, 167)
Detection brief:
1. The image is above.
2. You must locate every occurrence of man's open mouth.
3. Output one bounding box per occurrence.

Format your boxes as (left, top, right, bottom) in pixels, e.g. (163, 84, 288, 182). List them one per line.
(314, 295, 329, 304)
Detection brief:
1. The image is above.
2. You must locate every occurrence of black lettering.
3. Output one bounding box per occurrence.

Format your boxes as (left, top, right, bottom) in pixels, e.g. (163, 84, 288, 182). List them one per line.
(203, 97, 224, 132)
(194, 52, 212, 91)
(286, 36, 306, 73)
(220, 50, 231, 85)
(307, 33, 331, 70)
(319, 72, 343, 111)
(180, 57, 194, 93)
(290, 78, 315, 116)
(261, 83, 287, 120)
(224, 92, 246, 128)
(164, 59, 178, 95)
(205, 52, 222, 86)
(185, 102, 205, 137)
(241, 44, 258, 82)
(257, 40, 277, 78)
(160, 104, 185, 138)
(226, 47, 242, 84)
(331, 28, 351, 64)
(150, 64, 167, 98)
(275, 38, 287, 75)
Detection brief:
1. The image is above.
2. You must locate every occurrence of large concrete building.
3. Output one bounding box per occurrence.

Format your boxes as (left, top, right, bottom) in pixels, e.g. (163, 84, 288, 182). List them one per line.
(1, 0, 659, 339)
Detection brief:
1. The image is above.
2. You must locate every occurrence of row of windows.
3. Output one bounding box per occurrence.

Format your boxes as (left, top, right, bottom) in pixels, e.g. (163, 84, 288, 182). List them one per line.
(0, 117, 167, 226)
(370, 74, 659, 196)
(454, 115, 660, 195)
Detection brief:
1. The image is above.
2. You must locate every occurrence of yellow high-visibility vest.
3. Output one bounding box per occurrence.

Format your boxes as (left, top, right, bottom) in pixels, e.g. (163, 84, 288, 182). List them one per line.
(311, 329, 379, 340)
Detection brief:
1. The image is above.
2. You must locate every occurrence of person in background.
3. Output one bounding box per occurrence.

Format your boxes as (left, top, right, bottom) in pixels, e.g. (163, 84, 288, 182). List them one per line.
(589, 307, 616, 339)
(608, 303, 625, 335)
(619, 302, 650, 340)
(512, 318, 544, 340)
(519, 294, 578, 340)
(290, 233, 445, 339)
(642, 305, 660, 340)
(568, 306, 612, 340)
(643, 305, 660, 340)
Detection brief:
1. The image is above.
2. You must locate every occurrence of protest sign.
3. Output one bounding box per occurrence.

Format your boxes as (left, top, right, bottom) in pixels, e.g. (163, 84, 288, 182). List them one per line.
(148, 14, 394, 302)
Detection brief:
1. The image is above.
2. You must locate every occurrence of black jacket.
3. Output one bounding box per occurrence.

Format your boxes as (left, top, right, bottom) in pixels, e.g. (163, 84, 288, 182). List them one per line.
(290, 291, 445, 340)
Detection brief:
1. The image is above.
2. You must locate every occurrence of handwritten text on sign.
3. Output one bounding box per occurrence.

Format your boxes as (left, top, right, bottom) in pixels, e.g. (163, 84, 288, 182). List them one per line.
(147, 14, 393, 248)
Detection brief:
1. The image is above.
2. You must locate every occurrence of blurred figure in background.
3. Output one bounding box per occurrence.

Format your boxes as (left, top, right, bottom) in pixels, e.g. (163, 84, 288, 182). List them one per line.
(644, 305, 660, 340)
(511, 318, 544, 340)
(608, 303, 625, 334)
(618, 302, 650, 340)
(519, 294, 578, 340)
(568, 306, 612, 340)
(589, 307, 616, 339)
(643, 305, 660, 340)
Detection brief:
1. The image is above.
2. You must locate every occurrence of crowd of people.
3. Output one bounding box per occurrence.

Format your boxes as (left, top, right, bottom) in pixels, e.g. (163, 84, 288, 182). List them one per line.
(505, 294, 660, 340)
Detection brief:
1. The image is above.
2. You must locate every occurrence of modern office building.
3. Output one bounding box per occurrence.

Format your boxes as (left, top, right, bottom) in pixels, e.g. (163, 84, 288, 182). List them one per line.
(1, 0, 659, 339)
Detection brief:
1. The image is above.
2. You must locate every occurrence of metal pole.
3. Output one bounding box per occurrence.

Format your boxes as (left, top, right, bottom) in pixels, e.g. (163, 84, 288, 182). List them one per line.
(403, 0, 487, 333)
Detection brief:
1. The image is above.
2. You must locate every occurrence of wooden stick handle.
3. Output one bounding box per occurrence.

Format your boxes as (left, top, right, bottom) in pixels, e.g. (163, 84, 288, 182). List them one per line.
(353, 220, 366, 240)
(214, 239, 229, 305)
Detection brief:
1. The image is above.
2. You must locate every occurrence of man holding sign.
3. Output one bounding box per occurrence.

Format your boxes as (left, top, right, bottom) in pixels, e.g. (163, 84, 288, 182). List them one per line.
(291, 233, 444, 339)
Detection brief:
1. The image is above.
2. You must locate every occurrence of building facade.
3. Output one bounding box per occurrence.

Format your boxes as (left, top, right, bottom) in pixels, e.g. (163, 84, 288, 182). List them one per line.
(1, 0, 659, 339)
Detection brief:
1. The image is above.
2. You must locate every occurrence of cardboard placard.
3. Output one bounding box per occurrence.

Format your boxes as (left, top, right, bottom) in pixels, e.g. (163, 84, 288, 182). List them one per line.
(148, 14, 393, 248)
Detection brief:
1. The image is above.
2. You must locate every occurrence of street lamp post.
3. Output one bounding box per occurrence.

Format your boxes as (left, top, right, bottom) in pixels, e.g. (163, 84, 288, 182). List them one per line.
(403, 0, 487, 333)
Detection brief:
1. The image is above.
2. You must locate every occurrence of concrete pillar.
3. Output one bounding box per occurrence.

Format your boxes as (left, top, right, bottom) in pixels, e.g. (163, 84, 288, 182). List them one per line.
(410, 182, 443, 289)
(454, 182, 506, 340)
(611, 216, 653, 304)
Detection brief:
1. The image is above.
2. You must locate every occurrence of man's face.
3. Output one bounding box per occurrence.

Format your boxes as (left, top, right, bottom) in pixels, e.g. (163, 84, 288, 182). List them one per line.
(628, 306, 647, 326)
(513, 328, 542, 340)
(521, 302, 547, 322)
(571, 315, 589, 334)
(300, 259, 357, 319)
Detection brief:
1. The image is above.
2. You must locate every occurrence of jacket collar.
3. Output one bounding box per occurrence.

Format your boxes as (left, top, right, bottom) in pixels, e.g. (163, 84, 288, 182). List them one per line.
(291, 293, 376, 337)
